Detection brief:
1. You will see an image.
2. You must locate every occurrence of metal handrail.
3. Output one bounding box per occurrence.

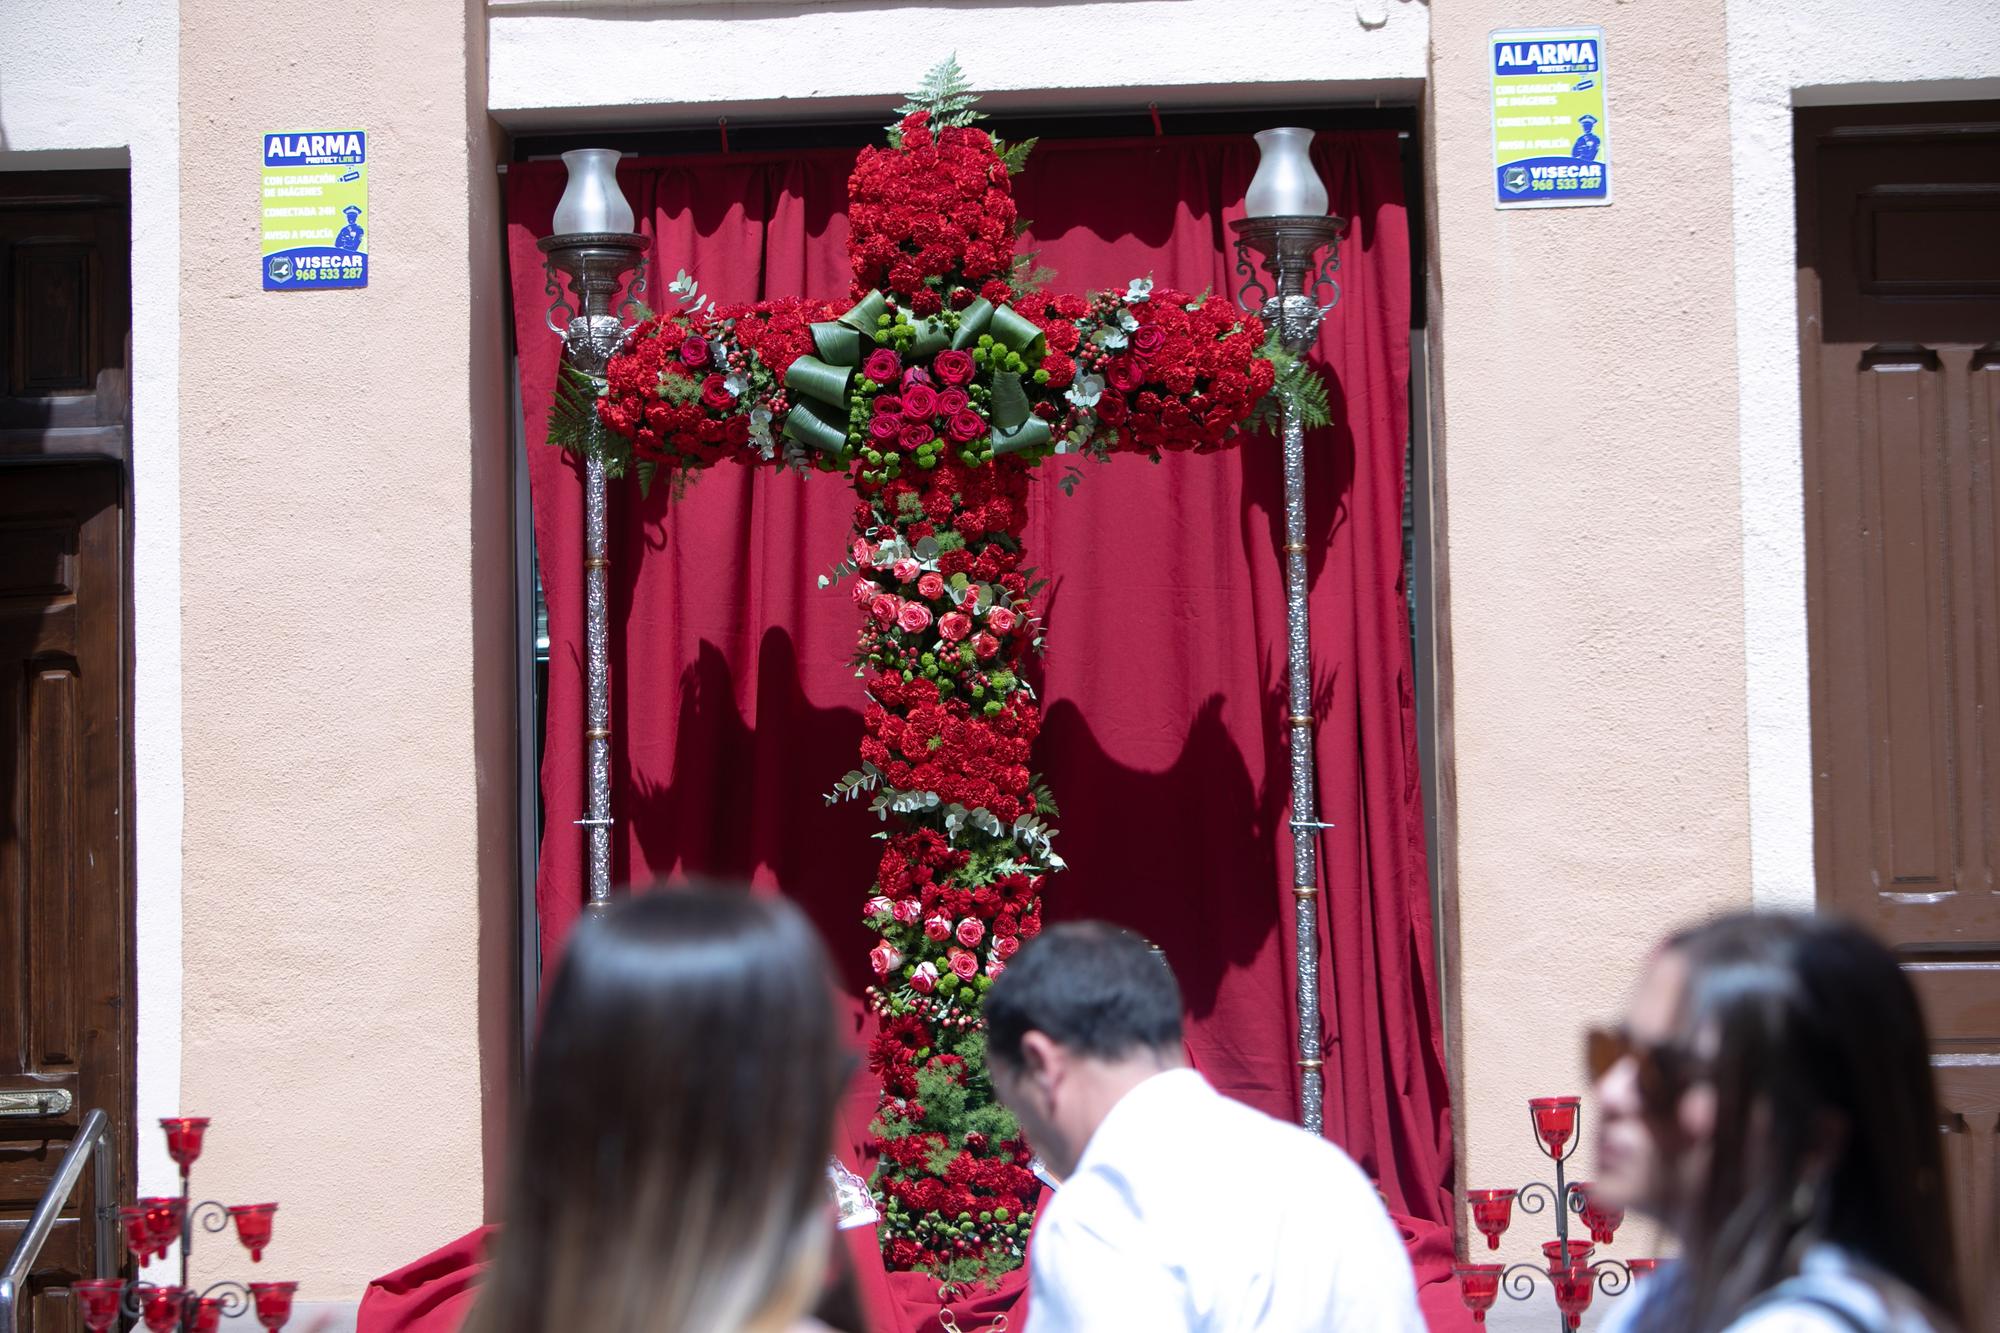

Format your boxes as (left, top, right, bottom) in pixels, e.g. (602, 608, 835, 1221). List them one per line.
(0, 1108, 117, 1333)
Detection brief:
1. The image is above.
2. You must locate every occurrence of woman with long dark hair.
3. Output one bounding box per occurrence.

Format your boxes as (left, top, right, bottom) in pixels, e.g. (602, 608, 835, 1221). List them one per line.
(1594, 912, 1963, 1332)
(464, 887, 855, 1333)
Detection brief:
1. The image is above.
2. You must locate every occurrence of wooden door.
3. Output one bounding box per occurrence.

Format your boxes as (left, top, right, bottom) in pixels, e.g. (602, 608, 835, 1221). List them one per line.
(0, 170, 133, 1333)
(1797, 101, 2000, 1324)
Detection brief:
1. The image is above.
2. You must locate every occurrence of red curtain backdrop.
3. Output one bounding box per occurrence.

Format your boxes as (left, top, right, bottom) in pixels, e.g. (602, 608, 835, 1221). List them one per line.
(360, 131, 1466, 1333)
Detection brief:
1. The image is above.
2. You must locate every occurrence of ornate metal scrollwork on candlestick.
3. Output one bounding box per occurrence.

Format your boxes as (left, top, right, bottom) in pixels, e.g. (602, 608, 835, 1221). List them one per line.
(1456, 1097, 1659, 1329)
(1232, 199, 1345, 1137)
(536, 224, 648, 915)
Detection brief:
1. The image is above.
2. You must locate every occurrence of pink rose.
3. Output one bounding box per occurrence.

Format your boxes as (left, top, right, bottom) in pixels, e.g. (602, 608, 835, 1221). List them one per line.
(917, 573, 946, 600)
(902, 384, 940, 419)
(892, 897, 922, 924)
(868, 414, 903, 443)
(985, 606, 1018, 634)
(910, 961, 940, 994)
(891, 558, 922, 584)
(679, 335, 711, 368)
(925, 915, 953, 942)
(900, 423, 934, 453)
(852, 539, 874, 565)
(864, 895, 895, 920)
(948, 949, 979, 981)
(1130, 325, 1167, 357)
(955, 917, 985, 947)
(945, 410, 986, 445)
(901, 365, 934, 393)
(933, 349, 976, 386)
(897, 601, 932, 633)
(985, 956, 1007, 979)
(870, 942, 903, 977)
(939, 612, 972, 642)
(852, 578, 881, 609)
(864, 348, 903, 383)
(973, 632, 1000, 660)
(994, 934, 1020, 959)
(938, 388, 970, 416)
(869, 594, 899, 626)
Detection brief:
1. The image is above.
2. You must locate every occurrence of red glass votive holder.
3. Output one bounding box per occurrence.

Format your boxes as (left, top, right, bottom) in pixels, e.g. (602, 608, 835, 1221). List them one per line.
(1543, 1239, 1595, 1273)
(1530, 1096, 1582, 1159)
(138, 1196, 185, 1263)
(231, 1202, 278, 1262)
(1455, 1264, 1503, 1324)
(72, 1277, 125, 1332)
(1467, 1188, 1516, 1250)
(160, 1116, 210, 1174)
(250, 1280, 298, 1331)
(1627, 1257, 1661, 1278)
(1552, 1264, 1596, 1330)
(120, 1206, 155, 1266)
(191, 1296, 226, 1333)
(1574, 1182, 1625, 1245)
(142, 1284, 187, 1333)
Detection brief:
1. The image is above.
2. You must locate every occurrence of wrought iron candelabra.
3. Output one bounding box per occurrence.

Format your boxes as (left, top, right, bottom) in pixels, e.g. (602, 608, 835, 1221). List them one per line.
(1456, 1096, 1660, 1330)
(69, 1118, 297, 1332)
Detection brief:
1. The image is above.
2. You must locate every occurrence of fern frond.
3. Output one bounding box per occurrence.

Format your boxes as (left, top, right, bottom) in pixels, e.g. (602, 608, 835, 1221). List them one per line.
(546, 364, 603, 454)
(994, 135, 1037, 177)
(888, 54, 985, 138)
(1248, 329, 1334, 435)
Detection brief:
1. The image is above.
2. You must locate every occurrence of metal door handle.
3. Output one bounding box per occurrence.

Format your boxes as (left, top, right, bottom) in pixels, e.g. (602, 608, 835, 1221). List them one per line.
(0, 1089, 73, 1118)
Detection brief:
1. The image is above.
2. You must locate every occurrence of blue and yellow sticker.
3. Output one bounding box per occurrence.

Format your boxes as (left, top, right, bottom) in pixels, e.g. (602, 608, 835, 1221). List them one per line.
(1490, 29, 1610, 209)
(262, 130, 368, 290)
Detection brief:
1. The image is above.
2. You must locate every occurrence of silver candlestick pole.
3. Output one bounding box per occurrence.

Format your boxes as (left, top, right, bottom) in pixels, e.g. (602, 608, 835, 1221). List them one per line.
(539, 192, 647, 915)
(1232, 128, 1347, 1135)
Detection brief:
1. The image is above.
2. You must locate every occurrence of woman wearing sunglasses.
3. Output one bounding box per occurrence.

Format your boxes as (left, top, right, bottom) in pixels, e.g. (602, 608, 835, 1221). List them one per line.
(1592, 912, 1964, 1333)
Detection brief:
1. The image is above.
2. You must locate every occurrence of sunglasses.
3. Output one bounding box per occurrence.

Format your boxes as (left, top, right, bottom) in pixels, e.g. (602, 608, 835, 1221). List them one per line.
(1585, 1026, 1704, 1113)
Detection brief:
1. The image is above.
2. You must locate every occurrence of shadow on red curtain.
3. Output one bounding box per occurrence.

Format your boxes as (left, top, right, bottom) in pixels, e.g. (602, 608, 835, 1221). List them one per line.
(358, 131, 1467, 1333)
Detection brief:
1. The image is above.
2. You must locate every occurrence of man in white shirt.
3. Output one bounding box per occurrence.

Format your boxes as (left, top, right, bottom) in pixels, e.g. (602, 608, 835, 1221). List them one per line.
(984, 922, 1424, 1332)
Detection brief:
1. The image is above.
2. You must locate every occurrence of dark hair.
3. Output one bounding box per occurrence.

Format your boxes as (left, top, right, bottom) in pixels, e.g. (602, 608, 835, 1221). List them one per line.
(466, 886, 849, 1333)
(1640, 912, 1962, 1332)
(983, 921, 1183, 1065)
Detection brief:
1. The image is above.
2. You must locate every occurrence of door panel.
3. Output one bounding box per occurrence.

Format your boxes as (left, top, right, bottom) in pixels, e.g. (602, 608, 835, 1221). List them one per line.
(0, 463, 129, 1333)
(1799, 101, 2000, 1326)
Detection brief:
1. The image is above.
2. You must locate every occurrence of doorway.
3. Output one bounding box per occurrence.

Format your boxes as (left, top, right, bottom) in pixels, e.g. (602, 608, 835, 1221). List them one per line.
(1797, 100, 2000, 1323)
(0, 168, 135, 1332)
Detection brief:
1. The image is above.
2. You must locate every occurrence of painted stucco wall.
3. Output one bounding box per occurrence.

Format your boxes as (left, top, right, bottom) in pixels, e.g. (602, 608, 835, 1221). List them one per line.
(1726, 0, 2000, 914)
(1428, 0, 1751, 1261)
(0, 0, 186, 1197)
(176, 0, 510, 1300)
(488, 0, 1429, 128)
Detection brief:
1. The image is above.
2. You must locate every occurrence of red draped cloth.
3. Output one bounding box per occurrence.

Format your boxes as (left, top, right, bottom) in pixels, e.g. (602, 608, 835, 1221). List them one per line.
(359, 131, 1466, 1332)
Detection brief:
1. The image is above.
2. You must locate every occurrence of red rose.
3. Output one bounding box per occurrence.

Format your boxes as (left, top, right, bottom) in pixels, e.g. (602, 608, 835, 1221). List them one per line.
(700, 374, 736, 411)
(900, 365, 934, 393)
(955, 917, 984, 947)
(1096, 395, 1129, 425)
(973, 632, 1000, 660)
(933, 349, 976, 385)
(897, 602, 933, 633)
(938, 387, 970, 416)
(948, 949, 979, 981)
(945, 410, 986, 445)
(918, 572, 946, 600)
(1104, 356, 1145, 392)
(864, 348, 903, 383)
(899, 423, 934, 453)
(1130, 325, 1167, 357)
(902, 384, 940, 419)
(679, 335, 711, 368)
(939, 612, 972, 642)
(869, 415, 903, 443)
